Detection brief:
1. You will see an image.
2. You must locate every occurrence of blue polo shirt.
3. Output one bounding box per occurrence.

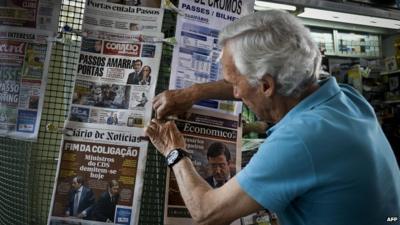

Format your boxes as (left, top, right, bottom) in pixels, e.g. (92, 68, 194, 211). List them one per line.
(237, 77, 400, 225)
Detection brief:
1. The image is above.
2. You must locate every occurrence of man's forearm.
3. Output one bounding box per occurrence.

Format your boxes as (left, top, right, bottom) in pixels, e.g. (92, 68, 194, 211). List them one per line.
(189, 80, 237, 102)
(173, 158, 211, 218)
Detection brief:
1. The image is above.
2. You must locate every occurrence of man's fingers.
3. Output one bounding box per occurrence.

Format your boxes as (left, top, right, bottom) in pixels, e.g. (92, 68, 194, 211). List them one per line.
(143, 126, 151, 136)
(165, 120, 177, 129)
(156, 104, 168, 119)
(151, 118, 161, 123)
(152, 94, 162, 108)
(152, 93, 161, 103)
(144, 121, 158, 137)
(153, 100, 162, 112)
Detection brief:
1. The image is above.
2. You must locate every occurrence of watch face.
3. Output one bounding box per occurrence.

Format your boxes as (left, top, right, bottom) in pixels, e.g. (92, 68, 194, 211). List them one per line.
(167, 150, 179, 165)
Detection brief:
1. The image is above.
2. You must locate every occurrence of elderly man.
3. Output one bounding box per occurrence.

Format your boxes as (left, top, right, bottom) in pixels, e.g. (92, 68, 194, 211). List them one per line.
(145, 10, 400, 225)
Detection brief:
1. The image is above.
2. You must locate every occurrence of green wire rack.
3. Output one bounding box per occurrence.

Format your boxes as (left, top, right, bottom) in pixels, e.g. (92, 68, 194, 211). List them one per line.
(0, 0, 177, 224)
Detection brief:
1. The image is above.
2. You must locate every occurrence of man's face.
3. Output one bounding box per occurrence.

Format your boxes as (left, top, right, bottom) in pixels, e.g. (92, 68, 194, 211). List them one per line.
(110, 185, 119, 196)
(94, 40, 102, 52)
(221, 45, 274, 122)
(142, 66, 150, 76)
(134, 61, 142, 72)
(208, 154, 230, 182)
(71, 178, 81, 190)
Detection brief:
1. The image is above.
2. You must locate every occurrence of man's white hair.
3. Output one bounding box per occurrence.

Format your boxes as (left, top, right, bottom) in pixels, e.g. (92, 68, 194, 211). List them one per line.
(219, 10, 321, 98)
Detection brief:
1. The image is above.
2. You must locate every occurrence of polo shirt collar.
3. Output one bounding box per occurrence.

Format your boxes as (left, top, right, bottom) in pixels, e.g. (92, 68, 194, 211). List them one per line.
(266, 77, 341, 136)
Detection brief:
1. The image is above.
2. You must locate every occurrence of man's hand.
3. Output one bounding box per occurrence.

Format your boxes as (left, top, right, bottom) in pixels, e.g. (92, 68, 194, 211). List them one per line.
(153, 81, 236, 119)
(153, 89, 195, 119)
(144, 119, 186, 156)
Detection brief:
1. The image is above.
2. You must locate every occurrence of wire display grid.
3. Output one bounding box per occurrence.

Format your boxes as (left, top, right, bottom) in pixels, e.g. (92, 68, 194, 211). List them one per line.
(0, 1, 178, 225)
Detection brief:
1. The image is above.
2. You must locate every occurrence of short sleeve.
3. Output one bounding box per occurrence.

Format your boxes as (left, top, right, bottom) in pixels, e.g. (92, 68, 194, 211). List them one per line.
(237, 129, 316, 212)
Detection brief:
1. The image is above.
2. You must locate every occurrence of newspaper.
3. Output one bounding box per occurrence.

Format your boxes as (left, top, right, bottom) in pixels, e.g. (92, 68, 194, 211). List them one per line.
(48, 2, 164, 224)
(0, 0, 61, 31)
(0, 26, 52, 140)
(168, 0, 255, 115)
(69, 30, 163, 130)
(164, 108, 242, 225)
(83, 0, 164, 34)
(48, 130, 149, 225)
(79, 0, 164, 127)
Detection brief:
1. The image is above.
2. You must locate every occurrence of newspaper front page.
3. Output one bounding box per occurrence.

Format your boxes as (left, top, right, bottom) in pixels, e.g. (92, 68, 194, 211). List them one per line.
(69, 30, 163, 129)
(168, 0, 254, 115)
(0, 0, 61, 31)
(48, 2, 164, 224)
(164, 108, 242, 225)
(48, 129, 149, 225)
(0, 26, 52, 140)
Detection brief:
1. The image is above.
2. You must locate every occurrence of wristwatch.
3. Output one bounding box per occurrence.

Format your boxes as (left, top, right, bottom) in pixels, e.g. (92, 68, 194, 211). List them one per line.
(166, 148, 189, 168)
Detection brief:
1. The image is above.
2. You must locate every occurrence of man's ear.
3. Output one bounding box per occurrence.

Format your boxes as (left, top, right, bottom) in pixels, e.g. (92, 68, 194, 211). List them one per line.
(261, 74, 275, 97)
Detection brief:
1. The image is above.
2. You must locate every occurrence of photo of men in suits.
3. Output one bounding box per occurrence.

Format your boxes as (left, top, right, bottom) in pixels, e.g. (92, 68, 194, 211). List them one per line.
(65, 176, 95, 219)
(106, 112, 118, 125)
(205, 142, 235, 188)
(91, 180, 120, 222)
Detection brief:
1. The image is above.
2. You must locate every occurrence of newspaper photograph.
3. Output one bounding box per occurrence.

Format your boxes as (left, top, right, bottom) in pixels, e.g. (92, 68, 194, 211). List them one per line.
(48, 132, 149, 225)
(164, 108, 242, 225)
(0, 0, 61, 31)
(70, 80, 151, 128)
(0, 26, 52, 140)
(168, 0, 255, 115)
(83, 0, 164, 34)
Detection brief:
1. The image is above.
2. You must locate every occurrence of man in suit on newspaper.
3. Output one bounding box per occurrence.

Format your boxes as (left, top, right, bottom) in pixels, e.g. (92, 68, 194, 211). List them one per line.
(65, 176, 95, 219)
(126, 59, 143, 85)
(205, 142, 235, 188)
(92, 180, 120, 222)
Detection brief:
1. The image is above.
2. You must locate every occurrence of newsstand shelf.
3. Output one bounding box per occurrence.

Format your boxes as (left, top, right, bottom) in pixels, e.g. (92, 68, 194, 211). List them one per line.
(380, 70, 400, 76)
